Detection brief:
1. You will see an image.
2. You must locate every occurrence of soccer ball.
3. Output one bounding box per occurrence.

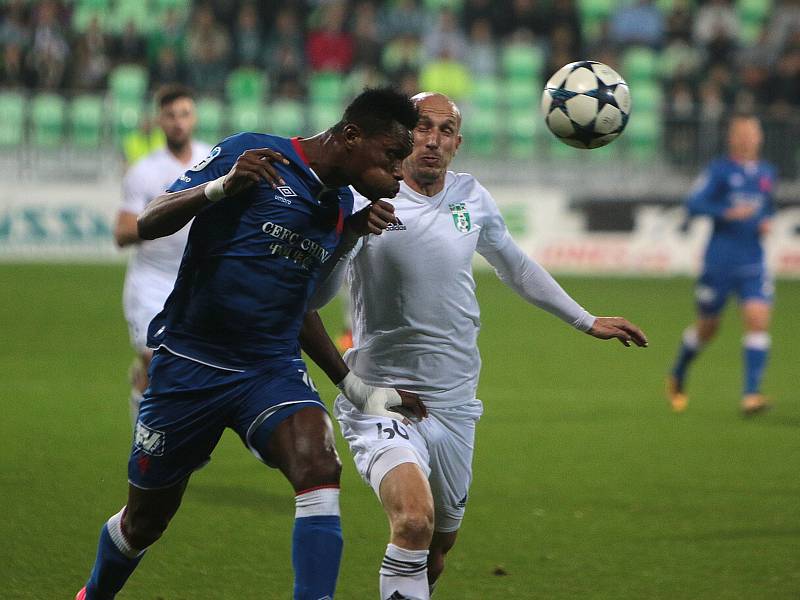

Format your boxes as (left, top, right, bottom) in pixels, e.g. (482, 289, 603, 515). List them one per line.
(541, 61, 631, 149)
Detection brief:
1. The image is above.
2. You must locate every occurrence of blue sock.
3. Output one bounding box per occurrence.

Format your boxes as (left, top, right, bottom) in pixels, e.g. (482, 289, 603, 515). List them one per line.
(743, 333, 770, 395)
(671, 327, 701, 388)
(85, 510, 144, 600)
(292, 487, 343, 600)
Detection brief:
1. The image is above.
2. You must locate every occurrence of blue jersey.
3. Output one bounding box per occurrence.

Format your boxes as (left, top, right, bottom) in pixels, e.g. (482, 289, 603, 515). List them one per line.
(688, 157, 776, 271)
(146, 133, 354, 371)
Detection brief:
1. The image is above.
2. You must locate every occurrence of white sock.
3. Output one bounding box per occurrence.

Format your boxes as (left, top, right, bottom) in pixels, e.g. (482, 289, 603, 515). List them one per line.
(380, 543, 430, 600)
(107, 507, 144, 558)
(682, 326, 702, 350)
(129, 390, 142, 426)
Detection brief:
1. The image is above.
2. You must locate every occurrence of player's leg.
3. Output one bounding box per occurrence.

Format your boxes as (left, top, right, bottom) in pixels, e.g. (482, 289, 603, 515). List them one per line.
(82, 479, 189, 599)
(128, 349, 152, 423)
(377, 460, 435, 600)
(740, 299, 772, 415)
(427, 530, 457, 596)
(253, 406, 344, 600)
(667, 273, 727, 411)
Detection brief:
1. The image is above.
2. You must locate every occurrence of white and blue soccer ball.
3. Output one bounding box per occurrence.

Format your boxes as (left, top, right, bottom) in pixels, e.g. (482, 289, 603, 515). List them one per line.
(541, 61, 631, 149)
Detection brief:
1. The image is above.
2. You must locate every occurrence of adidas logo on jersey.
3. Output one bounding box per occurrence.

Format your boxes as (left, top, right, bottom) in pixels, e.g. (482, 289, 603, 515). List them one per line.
(386, 217, 407, 231)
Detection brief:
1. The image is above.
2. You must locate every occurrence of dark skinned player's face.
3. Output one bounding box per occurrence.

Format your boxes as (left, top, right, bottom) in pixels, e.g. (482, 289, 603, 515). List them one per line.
(346, 122, 413, 201)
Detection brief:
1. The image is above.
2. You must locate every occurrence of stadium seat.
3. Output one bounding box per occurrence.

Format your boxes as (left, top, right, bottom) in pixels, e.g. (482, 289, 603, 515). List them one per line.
(621, 47, 658, 82)
(631, 81, 663, 112)
(507, 110, 540, 159)
(108, 64, 148, 102)
(737, 0, 772, 24)
(460, 106, 500, 156)
(505, 79, 537, 111)
(228, 102, 263, 135)
(625, 110, 661, 159)
(309, 72, 345, 106)
(195, 97, 224, 145)
(501, 44, 545, 81)
(0, 91, 26, 147)
(31, 93, 66, 148)
(308, 102, 342, 134)
(111, 100, 144, 145)
(108, 0, 153, 34)
(69, 95, 105, 149)
(578, 0, 615, 40)
(268, 100, 307, 138)
(470, 77, 500, 110)
(226, 68, 268, 105)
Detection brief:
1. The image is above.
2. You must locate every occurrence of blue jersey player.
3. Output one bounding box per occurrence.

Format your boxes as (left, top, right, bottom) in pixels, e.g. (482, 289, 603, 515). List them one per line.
(76, 88, 422, 600)
(667, 114, 775, 416)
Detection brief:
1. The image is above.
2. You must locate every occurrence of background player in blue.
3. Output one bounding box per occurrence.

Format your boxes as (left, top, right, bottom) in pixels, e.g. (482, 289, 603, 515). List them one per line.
(76, 88, 422, 600)
(667, 114, 776, 416)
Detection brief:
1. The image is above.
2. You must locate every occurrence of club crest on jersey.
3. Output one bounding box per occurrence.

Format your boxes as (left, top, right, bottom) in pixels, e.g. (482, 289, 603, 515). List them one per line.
(449, 202, 471, 233)
(189, 146, 221, 171)
(134, 422, 166, 456)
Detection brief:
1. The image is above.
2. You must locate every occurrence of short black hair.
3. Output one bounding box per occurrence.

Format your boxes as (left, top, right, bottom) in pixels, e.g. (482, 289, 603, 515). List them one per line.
(332, 87, 418, 137)
(155, 84, 194, 108)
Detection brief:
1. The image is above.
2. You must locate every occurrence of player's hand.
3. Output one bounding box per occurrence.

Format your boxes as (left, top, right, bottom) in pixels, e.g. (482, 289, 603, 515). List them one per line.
(724, 203, 759, 221)
(222, 148, 290, 196)
(337, 372, 427, 423)
(346, 200, 398, 237)
(587, 316, 648, 347)
(389, 390, 428, 423)
(758, 218, 772, 235)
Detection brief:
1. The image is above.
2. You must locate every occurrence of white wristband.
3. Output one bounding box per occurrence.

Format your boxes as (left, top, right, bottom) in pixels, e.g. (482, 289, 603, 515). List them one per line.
(204, 176, 226, 202)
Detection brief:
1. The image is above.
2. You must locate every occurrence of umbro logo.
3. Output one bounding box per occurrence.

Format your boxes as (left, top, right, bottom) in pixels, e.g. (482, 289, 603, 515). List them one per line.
(277, 185, 297, 197)
(386, 217, 407, 231)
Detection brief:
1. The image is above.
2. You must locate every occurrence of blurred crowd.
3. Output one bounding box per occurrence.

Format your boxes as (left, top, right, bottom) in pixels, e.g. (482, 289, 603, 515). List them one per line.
(1, 0, 799, 117)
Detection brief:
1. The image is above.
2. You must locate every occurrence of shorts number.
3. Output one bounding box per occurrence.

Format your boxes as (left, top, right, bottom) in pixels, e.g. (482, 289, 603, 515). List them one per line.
(376, 421, 409, 440)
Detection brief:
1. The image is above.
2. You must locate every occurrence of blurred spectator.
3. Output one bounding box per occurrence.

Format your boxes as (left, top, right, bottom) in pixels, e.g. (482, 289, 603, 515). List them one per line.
(28, 0, 69, 89)
(352, 1, 382, 68)
(379, 0, 426, 40)
(382, 33, 423, 78)
(694, 0, 739, 67)
(1, 43, 28, 87)
(112, 20, 148, 66)
(273, 77, 304, 102)
(496, 0, 547, 39)
(264, 8, 305, 87)
(148, 8, 186, 65)
(768, 40, 800, 116)
(396, 69, 420, 97)
(0, 1, 30, 49)
(661, 38, 702, 81)
(466, 18, 497, 76)
(306, 1, 353, 72)
(419, 48, 472, 100)
(550, 0, 582, 50)
(547, 24, 581, 79)
(462, 0, 499, 34)
(609, 0, 664, 48)
(151, 46, 187, 90)
(666, 79, 696, 118)
(185, 4, 231, 93)
(70, 16, 110, 91)
(423, 9, 468, 61)
(665, 0, 694, 42)
(764, 0, 800, 63)
(345, 64, 386, 98)
(233, 2, 263, 68)
(699, 80, 726, 120)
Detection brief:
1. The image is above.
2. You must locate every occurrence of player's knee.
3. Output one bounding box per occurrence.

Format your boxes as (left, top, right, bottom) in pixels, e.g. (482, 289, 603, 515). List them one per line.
(123, 508, 171, 549)
(290, 446, 342, 491)
(391, 508, 434, 548)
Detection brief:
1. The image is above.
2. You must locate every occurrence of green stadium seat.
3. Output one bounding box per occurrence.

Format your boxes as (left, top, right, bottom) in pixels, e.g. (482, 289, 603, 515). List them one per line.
(506, 79, 537, 111)
(460, 106, 500, 156)
(111, 100, 143, 145)
(622, 47, 658, 82)
(578, 0, 615, 41)
(108, 0, 152, 34)
(69, 95, 104, 149)
(309, 72, 345, 106)
(738, 0, 771, 23)
(228, 102, 263, 135)
(195, 97, 224, 144)
(501, 44, 545, 81)
(631, 81, 663, 112)
(739, 20, 763, 45)
(422, 0, 464, 11)
(108, 64, 148, 102)
(72, 6, 107, 32)
(31, 93, 66, 148)
(0, 91, 25, 147)
(226, 68, 268, 105)
(269, 100, 306, 138)
(308, 102, 342, 134)
(153, 0, 190, 11)
(625, 110, 661, 159)
(470, 77, 500, 110)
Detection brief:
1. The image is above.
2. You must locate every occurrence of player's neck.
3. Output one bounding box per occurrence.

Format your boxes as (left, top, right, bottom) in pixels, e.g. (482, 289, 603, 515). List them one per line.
(167, 141, 193, 164)
(298, 132, 349, 188)
(405, 176, 445, 197)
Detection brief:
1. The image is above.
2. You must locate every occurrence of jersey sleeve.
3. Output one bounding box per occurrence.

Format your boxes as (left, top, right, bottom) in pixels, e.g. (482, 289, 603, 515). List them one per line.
(165, 135, 242, 193)
(474, 181, 513, 255)
(687, 162, 727, 218)
(119, 162, 149, 215)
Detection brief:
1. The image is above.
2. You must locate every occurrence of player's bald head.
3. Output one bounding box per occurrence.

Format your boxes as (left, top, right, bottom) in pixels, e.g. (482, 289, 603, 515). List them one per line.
(411, 92, 462, 131)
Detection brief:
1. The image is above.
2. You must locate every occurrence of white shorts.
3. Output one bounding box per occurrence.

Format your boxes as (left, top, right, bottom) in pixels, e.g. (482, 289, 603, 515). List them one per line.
(122, 270, 174, 352)
(334, 395, 483, 533)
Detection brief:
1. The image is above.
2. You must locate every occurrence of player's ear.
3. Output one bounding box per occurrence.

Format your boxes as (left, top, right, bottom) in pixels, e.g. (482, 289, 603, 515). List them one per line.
(455, 133, 463, 153)
(341, 123, 362, 150)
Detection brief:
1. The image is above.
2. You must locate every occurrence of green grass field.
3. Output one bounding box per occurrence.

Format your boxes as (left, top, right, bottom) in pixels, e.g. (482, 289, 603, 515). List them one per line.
(1, 264, 798, 599)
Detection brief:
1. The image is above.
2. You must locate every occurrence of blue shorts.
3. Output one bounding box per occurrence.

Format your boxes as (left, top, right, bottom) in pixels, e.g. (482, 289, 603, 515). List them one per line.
(695, 264, 774, 317)
(129, 349, 324, 489)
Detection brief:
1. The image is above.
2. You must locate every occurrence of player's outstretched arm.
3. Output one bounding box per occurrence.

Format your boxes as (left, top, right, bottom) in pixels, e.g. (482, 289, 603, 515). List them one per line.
(299, 311, 427, 422)
(138, 148, 288, 240)
(586, 316, 648, 347)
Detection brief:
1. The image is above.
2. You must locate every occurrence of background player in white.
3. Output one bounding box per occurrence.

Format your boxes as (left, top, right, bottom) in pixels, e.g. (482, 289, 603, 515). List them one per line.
(113, 84, 211, 422)
(305, 92, 648, 600)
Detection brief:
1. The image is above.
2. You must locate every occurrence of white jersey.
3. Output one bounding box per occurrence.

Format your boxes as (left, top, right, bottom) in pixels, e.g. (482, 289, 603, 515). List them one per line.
(121, 141, 211, 350)
(345, 172, 515, 407)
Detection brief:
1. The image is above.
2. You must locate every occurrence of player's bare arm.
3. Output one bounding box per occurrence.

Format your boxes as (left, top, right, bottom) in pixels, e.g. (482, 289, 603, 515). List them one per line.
(299, 311, 427, 422)
(138, 148, 289, 240)
(587, 316, 649, 347)
(114, 211, 140, 247)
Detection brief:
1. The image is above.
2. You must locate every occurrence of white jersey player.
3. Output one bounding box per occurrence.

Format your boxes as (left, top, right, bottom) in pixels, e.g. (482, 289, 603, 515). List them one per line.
(113, 84, 211, 422)
(304, 92, 648, 600)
